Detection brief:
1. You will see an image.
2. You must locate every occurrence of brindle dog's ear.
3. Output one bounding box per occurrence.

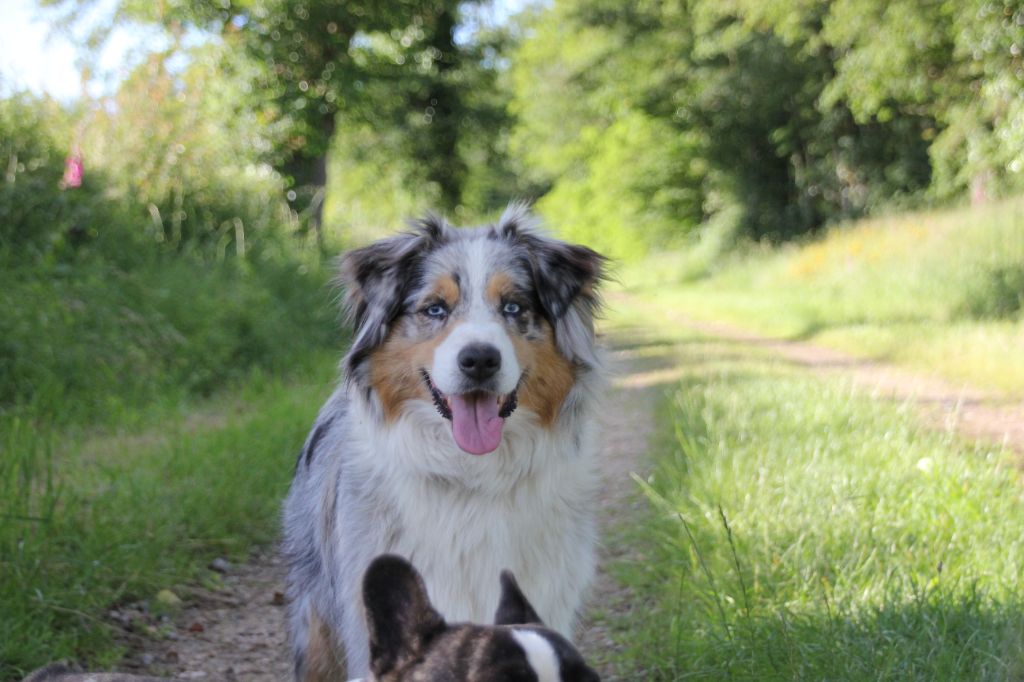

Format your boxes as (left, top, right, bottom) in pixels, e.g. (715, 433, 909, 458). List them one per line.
(498, 203, 606, 368)
(494, 570, 544, 626)
(338, 216, 450, 383)
(363, 554, 447, 677)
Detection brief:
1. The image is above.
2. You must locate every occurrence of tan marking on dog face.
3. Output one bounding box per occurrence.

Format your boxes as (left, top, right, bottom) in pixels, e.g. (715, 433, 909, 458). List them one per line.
(432, 274, 460, 309)
(485, 272, 516, 305)
(370, 323, 457, 422)
(369, 273, 466, 421)
(513, 321, 574, 427)
(303, 611, 345, 682)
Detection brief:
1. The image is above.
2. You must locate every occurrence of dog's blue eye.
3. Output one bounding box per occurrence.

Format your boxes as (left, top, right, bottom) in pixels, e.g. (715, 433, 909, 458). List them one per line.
(424, 303, 448, 319)
(503, 302, 521, 316)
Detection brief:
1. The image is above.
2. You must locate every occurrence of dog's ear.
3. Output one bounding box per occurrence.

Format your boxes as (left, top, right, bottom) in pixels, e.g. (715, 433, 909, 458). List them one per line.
(338, 216, 449, 382)
(498, 203, 606, 369)
(494, 570, 544, 626)
(363, 554, 447, 677)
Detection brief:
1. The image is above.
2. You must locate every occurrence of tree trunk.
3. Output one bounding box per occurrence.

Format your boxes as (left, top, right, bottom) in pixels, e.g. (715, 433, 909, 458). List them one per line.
(422, 7, 465, 212)
(281, 109, 336, 251)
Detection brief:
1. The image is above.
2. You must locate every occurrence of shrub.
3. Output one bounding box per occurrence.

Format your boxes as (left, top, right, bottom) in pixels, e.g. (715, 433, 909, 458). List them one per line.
(956, 264, 1024, 321)
(0, 89, 338, 426)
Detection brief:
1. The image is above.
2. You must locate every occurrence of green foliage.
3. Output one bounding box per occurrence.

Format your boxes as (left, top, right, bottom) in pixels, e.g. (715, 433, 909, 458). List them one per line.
(44, 0, 513, 238)
(0, 82, 340, 676)
(0, 94, 124, 264)
(510, 1, 706, 258)
(37, 0, 1024, 254)
(536, 112, 701, 259)
(956, 263, 1024, 320)
(326, 13, 529, 236)
(510, 0, 1021, 253)
(627, 197, 1024, 392)
(0, 85, 336, 426)
(82, 47, 294, 256)
(821, 0, 1024, 199)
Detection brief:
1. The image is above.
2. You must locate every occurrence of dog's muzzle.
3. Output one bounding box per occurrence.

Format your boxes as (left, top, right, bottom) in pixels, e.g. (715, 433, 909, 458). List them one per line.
(421, 370, 518, 455)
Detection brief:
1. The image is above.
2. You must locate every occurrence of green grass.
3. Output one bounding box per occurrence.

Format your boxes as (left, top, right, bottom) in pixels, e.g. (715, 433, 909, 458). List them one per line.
(608, 320, 1024, 680)
(619, 196, 1024, 393)
(0, 355, 337, 679)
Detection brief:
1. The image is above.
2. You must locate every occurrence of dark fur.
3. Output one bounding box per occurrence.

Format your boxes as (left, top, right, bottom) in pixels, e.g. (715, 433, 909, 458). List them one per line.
(364, 555, 601, 682)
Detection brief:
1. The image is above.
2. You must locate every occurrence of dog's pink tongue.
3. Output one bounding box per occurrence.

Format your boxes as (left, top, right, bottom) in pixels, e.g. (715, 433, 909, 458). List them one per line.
(449, 393, 504, 455)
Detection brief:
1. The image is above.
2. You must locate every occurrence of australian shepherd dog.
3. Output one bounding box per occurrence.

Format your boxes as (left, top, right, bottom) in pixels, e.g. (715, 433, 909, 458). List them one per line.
(282, 204, 606, 680)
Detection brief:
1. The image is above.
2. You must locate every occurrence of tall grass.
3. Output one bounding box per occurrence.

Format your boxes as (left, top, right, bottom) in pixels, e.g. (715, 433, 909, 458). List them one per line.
(617, 330, 1024, 679)
(1, 91, 340, 427)
(0, 256, 337, 425)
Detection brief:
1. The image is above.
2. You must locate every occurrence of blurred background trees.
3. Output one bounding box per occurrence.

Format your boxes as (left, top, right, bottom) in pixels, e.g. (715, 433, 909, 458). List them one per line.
(510, 0, 1022, 247)
(2, 0, 1022, 422)
(40, 0, 512, 244)
(22, 0, 1023, 254)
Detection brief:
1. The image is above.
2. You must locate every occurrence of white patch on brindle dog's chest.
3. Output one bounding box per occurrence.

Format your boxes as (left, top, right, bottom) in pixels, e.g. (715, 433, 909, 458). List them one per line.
(343, 395, 600, 632)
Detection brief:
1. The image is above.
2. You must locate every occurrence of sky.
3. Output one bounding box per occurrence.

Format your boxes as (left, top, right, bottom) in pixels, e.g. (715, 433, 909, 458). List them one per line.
(0, 0, 82, 100)
(0, 0, 157, 101)
(0, 0, 536, 102)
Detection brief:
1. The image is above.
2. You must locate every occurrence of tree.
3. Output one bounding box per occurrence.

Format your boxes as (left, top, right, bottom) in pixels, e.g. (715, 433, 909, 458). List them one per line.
(43, 0, 489, 244)
(509, 0, 706, 256)
(509, 0, 939, 248)
(819, 0, 1024, 199)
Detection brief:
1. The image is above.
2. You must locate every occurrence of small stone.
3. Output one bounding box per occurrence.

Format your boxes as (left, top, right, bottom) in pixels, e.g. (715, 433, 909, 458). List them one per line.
(209, 557, 231, 574)
(155, 589, 182, 607)
(140, 653, 155, 666)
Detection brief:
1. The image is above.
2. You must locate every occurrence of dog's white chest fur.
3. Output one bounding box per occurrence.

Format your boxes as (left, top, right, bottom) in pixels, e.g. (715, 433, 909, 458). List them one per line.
(330, 397, 600, 675)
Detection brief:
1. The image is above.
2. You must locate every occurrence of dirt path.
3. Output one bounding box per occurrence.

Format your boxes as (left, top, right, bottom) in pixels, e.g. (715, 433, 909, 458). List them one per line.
(685, 318, 1024, 455)
(617, 292, 1024, 457)
(111, 303, 1024, 679)
(118, 335, 661, 680)
(118, 550, 291, 680)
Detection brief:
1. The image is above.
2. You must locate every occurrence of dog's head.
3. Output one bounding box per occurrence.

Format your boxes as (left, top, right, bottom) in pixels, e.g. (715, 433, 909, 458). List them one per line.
(362, 554, 601, 682)
(339, 203, 605, 455)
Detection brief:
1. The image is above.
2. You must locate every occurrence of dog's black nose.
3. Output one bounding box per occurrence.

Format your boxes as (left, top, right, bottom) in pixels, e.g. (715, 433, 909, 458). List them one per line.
(458, 343, 501, 381)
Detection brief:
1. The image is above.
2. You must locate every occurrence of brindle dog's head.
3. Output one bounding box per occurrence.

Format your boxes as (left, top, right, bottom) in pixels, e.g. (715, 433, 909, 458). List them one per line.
(363, 554, 601, 682)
